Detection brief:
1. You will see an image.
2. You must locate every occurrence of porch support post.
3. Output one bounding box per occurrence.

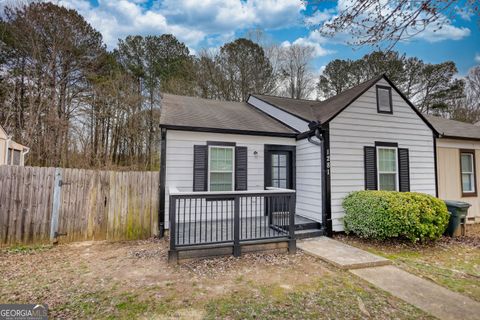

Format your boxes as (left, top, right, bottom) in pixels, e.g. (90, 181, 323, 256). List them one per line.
(233, 196, 241, 257)
(321, 124, 332, 237)
(168, 196, 178, 264)
(288, 193, 296, 254)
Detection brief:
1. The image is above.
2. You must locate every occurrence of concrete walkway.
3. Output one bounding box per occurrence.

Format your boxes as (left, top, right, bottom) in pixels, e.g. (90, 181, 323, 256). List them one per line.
(353, 265, 480, 320)
(298, 237, 480, 320)
(298, 237, 391, 269)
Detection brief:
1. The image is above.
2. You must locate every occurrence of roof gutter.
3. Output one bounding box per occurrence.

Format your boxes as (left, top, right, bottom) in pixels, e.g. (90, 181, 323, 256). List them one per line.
(160, 124, 298, 138)
(438, 134, 480, 142)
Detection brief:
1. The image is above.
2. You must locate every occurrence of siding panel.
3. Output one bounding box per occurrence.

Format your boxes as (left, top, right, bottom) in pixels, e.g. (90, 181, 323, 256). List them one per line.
(295, 139, 322, 222)
(164, 130, 296, 226)
(329, 78, 436, 231)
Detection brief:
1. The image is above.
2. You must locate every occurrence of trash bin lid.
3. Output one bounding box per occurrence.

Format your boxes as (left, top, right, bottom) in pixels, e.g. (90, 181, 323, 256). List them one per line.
(444, 200, 472, 209)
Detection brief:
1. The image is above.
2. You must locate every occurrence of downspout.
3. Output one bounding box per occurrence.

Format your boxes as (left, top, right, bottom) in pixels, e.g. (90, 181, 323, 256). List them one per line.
(306, 121, 332, 236)
(433, 132, 441, 198)
(22, 147, 30, 166)
(158, 127, 167, 238)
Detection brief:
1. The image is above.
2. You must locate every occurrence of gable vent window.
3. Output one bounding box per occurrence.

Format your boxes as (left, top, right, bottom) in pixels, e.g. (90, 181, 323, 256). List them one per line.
(460, 150, 476, 197)
(376, 86, 392, 114)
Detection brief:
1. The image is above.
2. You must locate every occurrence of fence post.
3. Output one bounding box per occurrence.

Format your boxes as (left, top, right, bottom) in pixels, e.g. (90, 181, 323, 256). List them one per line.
(288, 193, 296, 254)
(168, 196, 178, 263)
(233, 196, 241, 257)
(50, 168, 62, 243)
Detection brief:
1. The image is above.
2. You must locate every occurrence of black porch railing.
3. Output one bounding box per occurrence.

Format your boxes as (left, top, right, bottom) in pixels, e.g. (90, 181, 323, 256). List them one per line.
(168, 188, 296, 261)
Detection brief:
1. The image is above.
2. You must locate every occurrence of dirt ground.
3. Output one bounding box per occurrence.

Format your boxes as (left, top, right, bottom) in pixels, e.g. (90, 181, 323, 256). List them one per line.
(0, 237, 434, 319)
(336, 223, 480, 303)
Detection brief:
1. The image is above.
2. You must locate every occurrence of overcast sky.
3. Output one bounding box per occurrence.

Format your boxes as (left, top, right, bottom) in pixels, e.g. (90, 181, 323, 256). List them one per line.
(52, 0, 480, 75)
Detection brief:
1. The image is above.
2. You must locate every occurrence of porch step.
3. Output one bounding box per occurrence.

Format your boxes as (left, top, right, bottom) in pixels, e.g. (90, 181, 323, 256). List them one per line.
(292, 215, 323, 239)
(294, 215, 322, 231)
(295, 221, 321, 231)
(295, 228, 325, 239)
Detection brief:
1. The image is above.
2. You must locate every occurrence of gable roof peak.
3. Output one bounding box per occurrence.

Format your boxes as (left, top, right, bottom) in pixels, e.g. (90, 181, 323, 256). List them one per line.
(250, 73, 437, 135)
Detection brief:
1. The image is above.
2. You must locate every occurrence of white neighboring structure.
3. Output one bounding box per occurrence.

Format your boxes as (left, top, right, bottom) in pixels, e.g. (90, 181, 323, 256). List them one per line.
(0, 125, 29, 166)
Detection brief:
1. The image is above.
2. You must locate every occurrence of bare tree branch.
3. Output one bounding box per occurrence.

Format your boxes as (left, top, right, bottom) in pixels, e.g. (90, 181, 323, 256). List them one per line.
(308, 0, 478, 50)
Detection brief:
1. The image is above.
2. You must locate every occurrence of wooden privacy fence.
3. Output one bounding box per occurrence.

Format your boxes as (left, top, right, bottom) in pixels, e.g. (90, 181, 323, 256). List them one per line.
(0, 166, 160, 246)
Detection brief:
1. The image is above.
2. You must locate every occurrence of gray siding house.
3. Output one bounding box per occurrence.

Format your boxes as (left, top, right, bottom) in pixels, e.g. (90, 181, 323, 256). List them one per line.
(160, 74, 438, 259)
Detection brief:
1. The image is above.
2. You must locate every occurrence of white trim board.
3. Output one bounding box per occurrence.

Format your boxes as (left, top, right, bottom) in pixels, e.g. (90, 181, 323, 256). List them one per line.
(247, 96, 310, 133)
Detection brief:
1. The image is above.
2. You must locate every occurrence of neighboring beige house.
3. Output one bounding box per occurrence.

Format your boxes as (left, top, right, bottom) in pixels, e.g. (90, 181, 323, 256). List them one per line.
(0, 125, 29, 166)
(428, 116, 480, 223)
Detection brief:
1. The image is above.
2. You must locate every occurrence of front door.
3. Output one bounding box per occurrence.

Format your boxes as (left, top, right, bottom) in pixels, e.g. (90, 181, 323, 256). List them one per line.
(270, 151, 291, 189)
(265, 146, 295, 190)
(264, 146, 295, 228)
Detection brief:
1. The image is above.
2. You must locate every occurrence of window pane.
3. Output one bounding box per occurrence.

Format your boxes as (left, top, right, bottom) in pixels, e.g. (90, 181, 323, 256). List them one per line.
(210, 172, 233, 191)
(279, 180, 287, 188)
(462, 173, 473, 192)
(223, 148, 233, 170)
(210, 147, 233, 171)
(461, 154, 473, 173)
(210, 148, 219, 170)
(13, 150, 21, 165)
(272, 154, 278, 166)
(279, 167, 286, 179)
(279, 154, 287, 166)
(379, 173, 396, 191)
(378, 148, 396, 172)
(272, 179, 280, 188)
(378, 88, 391, 112)
(272, 167, 279, 179)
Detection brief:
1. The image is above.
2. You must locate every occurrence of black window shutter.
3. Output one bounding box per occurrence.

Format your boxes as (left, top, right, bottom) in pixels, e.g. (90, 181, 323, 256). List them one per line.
(193, 145, 208, 191)
(364, 146, 377, 190)
(398, 148, 410, 192)
(235, 146, 248, 190)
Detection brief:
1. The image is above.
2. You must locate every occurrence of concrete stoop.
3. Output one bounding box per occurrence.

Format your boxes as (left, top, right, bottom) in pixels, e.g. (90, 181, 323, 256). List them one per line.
(298, 237, 480, 320)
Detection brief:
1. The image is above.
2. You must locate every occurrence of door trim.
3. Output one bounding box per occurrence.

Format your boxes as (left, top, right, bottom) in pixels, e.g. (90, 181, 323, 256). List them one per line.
(264, 145, 296, 190)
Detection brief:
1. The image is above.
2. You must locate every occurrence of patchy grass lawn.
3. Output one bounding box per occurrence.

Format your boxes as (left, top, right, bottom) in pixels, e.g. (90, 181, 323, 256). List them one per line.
(336, 223, 480, 303)
(0, 238, 434, 319)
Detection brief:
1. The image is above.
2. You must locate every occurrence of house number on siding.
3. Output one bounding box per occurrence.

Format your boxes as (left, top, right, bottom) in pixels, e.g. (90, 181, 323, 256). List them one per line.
(326, 149, 331, 176)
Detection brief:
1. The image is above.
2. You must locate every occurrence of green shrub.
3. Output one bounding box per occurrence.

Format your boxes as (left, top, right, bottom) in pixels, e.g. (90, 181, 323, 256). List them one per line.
(342, 191, 449, 242)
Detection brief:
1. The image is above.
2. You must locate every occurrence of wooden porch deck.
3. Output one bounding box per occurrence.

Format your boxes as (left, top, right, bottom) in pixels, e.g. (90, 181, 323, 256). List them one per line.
(168, 188, 316, 262)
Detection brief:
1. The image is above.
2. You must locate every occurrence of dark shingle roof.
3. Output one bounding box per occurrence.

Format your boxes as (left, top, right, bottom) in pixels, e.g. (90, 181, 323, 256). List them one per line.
(253, 74, 384, 125)
(251, 95, 318, 121)
(426, 115, 480, 140)
(160, 93, 296, 136)
(253, 74, 437, 135)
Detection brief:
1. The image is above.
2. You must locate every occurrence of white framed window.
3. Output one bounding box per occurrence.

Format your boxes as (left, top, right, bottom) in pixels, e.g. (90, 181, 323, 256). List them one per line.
(208, 146, 235, 191)
(377, 147, 398, 191)
(460, 151, 476, 195)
